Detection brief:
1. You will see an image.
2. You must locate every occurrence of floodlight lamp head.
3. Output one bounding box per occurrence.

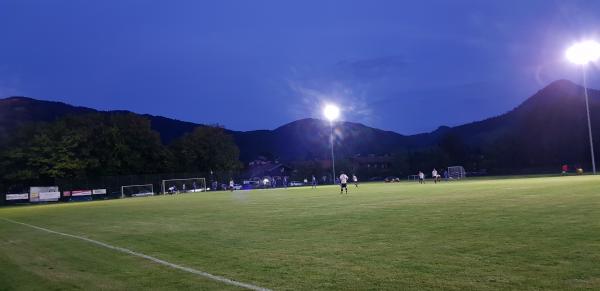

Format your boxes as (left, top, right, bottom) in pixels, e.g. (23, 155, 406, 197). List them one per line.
(323, 104, 340, 121)
(566, 40, 600, 65)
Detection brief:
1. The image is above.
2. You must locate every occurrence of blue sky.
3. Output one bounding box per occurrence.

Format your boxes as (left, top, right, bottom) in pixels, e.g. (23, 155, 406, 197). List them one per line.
(1, 0, 600, 134)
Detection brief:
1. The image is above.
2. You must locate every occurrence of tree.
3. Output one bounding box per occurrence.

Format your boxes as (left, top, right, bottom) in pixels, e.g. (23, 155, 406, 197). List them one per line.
(439, 133, 467, 165)
(0, 113, 170, 186)
(98, 113, 171, 175)
(169, 126, 241, 172)
(390, 152, 410, 176)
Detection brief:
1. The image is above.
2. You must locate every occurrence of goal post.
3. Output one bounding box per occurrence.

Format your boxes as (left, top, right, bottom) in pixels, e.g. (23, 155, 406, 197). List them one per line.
(162, 178, 206, 194)
(447, 166, 466, 180)
(121, 184, 154, 198)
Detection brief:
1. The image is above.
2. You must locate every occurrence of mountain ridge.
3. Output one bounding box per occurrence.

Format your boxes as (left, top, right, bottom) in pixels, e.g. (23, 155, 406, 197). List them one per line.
(1, 79, 599, 170)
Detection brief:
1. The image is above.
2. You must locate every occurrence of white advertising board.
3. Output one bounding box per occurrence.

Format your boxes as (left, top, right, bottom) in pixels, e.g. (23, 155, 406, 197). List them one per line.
(39, 191, 60, 202)
(30, 186, 60, 202)
(6, 193, 28, 200)
(92, 189, 107, 195)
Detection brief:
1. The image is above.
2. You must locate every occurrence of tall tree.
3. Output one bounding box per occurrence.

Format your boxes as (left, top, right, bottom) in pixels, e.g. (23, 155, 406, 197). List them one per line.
(0, 113, 170, 185)
(169, 126, 241, 172)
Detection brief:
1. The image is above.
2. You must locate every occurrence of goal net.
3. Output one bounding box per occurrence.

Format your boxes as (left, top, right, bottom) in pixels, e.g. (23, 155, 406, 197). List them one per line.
(121, 184, 154, 198)
(447, 166, 466, 179)
(162, 178, 206, 194)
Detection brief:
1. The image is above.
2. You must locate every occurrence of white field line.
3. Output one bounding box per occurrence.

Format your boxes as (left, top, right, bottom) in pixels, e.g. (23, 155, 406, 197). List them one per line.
(0, 217, 272, 291)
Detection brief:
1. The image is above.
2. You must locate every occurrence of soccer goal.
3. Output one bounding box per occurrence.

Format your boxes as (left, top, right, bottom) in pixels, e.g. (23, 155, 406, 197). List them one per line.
(447, 166, 466, 179)
(121, 184, 154, 198)
(162, 178, 206, 194)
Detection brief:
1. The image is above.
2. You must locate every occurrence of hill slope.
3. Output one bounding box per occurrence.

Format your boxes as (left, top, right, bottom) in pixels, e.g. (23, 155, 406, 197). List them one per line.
(0, 97, 202, 145)
(440, 79, 600, 168)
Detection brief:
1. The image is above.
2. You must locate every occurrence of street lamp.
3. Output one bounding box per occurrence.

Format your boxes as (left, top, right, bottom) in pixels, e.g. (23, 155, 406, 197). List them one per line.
(566, 40, 600, 174)
(323, 104, 340, 184)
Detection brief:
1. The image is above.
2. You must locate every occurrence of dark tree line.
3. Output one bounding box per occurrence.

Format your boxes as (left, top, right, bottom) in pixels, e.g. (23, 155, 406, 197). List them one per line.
(0, 113, 241, 192)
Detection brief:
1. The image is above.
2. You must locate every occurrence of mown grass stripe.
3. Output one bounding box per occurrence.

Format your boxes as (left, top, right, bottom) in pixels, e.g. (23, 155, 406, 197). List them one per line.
(0, 217, 272, 291)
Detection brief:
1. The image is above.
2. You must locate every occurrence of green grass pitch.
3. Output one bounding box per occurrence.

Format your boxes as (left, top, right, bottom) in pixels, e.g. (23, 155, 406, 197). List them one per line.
(1, 176, 600, 290)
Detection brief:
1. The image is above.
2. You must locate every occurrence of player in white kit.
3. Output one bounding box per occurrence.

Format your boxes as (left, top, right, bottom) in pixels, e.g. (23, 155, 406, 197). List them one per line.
(339, 172, 349, 194)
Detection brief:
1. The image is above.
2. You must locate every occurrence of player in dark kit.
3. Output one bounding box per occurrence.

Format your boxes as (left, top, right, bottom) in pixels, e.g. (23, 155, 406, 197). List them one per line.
(339, 172, 349, 194)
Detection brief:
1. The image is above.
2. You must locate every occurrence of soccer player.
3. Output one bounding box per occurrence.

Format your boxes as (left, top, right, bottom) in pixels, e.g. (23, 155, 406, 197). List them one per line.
(432, 168, 438, 184)
(229, 179, 235, 191)
(561, 164, 568, 175)
(339, 172, 349, 194)
(352, 174, 359, 188)
(418, 171, 425, 184)
(311, 175, 317, 188)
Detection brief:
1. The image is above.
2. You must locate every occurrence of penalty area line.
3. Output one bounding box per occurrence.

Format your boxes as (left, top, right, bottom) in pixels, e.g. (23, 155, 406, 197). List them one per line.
(0, 217, 272, 291)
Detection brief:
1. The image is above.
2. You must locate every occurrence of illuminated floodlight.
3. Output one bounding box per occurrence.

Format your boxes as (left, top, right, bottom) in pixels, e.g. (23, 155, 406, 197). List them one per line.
(566, 40, 600, 65)
(323, 104, 340, 121)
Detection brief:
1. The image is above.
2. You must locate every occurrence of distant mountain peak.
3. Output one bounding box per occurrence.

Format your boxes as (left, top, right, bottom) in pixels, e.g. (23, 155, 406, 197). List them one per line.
(274, 117, 384, 134)
(515, 79, 592, 112)
(273, 118, 322, 131)
(547, 79, 578, 87)
(3, 96, 36, 102)
(541, 79, 582, 94)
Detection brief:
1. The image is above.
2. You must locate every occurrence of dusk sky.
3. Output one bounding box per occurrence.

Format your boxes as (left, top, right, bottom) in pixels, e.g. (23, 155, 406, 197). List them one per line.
(1, 0, 600, 134)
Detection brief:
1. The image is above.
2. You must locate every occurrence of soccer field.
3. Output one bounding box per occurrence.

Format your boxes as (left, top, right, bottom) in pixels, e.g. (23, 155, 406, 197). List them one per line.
(1, 176, 600, 290)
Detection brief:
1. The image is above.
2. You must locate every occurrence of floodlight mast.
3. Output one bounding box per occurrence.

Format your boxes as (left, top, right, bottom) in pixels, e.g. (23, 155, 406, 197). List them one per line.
(567, 41, 600, 174)
(329, 120, 336, 184)
(583, 68, 596, 174)
(323, 104, 340, 184)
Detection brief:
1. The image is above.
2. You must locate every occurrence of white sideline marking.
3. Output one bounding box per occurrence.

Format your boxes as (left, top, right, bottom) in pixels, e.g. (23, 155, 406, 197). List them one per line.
(0, 218, 272, 291)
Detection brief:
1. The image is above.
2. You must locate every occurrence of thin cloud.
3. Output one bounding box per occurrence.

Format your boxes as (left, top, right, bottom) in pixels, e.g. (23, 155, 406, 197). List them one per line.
(334, 56, 409, 79)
